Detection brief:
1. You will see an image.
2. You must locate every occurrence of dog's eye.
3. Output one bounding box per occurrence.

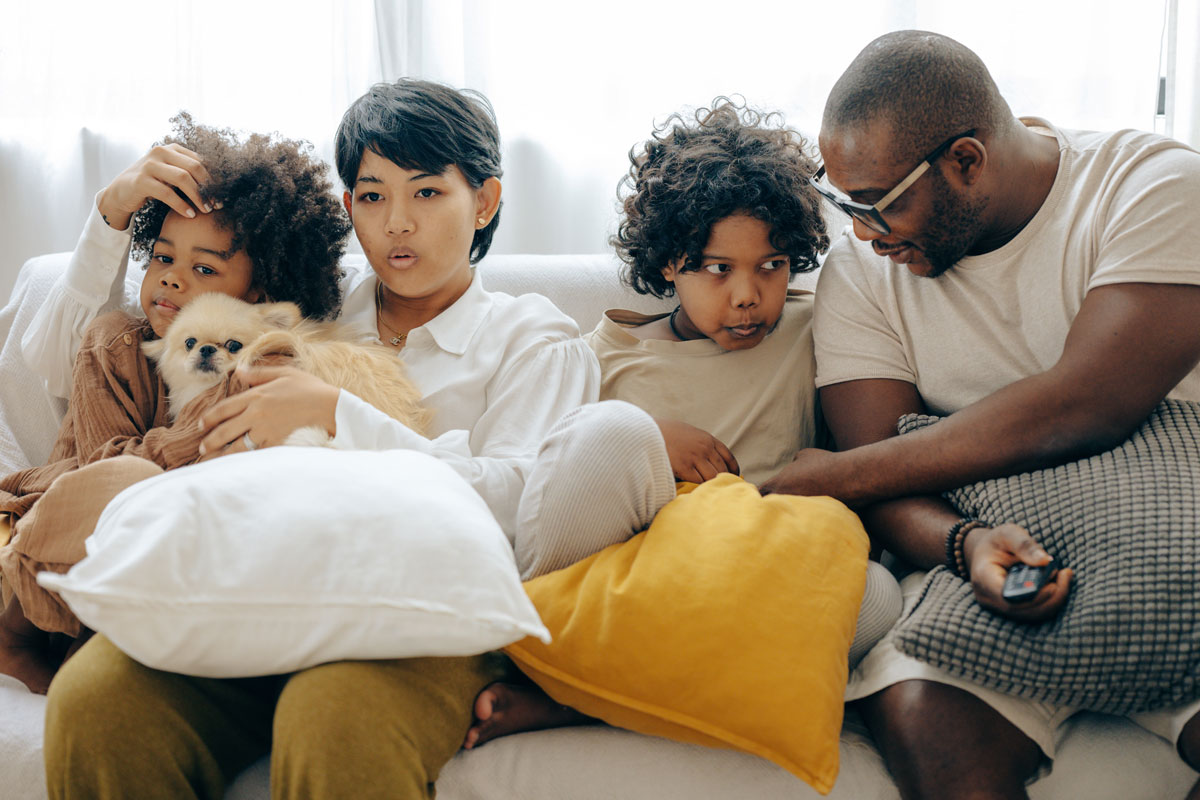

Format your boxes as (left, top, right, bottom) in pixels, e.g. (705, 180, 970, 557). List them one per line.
(185, 338, 197, 351)
(225, 340, 243, 353)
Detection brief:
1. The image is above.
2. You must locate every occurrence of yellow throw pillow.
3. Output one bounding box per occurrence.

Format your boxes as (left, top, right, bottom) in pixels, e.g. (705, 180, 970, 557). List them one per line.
(505, 474, 869, 794)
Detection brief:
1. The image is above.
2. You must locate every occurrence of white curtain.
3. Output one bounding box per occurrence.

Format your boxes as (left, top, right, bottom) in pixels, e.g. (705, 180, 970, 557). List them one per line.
(0, 0, 1180, 303)
(1161, 0, 1200, 145)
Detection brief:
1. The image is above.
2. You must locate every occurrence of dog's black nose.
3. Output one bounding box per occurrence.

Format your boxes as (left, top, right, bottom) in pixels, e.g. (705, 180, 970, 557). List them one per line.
(199, 344, 218, 359)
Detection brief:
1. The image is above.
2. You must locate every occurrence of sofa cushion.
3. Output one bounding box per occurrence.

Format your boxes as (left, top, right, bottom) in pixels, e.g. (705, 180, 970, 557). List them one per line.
(893, 399, 1200, 714)
(505, 474, 869, 794)
(38, 446, 549, 678)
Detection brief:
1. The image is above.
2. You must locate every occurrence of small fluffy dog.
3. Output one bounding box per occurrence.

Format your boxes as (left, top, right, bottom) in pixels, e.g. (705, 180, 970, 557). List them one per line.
(143, 292, 429, 444)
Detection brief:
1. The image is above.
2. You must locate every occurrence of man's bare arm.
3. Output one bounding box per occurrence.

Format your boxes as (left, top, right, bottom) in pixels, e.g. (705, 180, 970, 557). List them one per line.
(793, 377, 1073, 620)
(764, 282, 1200, 506)
(802, 377, 954, 566)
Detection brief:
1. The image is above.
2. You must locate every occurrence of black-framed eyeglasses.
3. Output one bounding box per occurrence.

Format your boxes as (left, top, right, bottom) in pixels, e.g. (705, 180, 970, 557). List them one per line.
(810, 129, 976, 236)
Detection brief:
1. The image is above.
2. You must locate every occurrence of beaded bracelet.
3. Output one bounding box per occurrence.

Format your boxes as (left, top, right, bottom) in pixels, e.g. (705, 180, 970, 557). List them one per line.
(944, 518, 986, 579)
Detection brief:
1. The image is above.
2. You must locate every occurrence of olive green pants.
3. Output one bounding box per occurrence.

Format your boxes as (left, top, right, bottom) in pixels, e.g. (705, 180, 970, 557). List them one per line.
(45, 635, 508, 799)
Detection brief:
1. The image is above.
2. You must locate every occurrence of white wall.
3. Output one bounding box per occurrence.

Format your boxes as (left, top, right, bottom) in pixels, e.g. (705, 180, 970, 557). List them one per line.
(0, 1, 1182, 306)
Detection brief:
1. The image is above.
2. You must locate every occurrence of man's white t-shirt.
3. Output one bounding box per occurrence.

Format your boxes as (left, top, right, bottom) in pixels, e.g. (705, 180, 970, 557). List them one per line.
(814, 119, 1200, 413)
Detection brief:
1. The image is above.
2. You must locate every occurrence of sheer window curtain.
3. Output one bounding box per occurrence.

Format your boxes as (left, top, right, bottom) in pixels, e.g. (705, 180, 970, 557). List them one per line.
(1161, 0, 1200, 145)
(0, 1, 1185, 303)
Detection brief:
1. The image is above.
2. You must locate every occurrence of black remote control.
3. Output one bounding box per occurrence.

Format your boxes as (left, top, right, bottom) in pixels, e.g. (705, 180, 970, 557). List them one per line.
(1002, 560, 1058, 604)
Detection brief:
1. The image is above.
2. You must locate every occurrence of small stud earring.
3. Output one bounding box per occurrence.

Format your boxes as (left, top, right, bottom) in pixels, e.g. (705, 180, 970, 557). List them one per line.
(477, 217, 487, 226)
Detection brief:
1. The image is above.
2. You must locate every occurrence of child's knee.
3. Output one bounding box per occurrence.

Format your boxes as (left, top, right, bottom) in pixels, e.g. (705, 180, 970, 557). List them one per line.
(55, 455, 163, 490)
(549, 399, 662, 459)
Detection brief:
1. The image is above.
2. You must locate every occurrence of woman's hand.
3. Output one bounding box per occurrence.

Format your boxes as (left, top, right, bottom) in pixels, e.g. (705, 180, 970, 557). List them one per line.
(198, 366, 340, 456)
(97, 144, 214, 232)
(963, 523, 1074, 622)
(654, 417, 739, 483)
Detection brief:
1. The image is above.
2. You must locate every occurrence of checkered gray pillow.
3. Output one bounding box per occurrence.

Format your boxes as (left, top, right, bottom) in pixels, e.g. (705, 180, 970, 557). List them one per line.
(890, 399, 1200, 714)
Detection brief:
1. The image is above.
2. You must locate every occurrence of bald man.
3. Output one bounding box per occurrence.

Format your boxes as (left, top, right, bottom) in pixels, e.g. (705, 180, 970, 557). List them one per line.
(760, 30, 1200, 800)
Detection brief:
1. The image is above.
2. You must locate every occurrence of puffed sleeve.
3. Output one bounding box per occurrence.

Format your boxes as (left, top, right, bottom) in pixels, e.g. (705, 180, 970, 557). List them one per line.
(22, 197, 135, 399)
(332, 335, 600, 539)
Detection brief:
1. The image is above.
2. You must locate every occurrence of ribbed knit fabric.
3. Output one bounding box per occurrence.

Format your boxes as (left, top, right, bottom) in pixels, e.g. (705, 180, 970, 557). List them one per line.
(851, 561, 904, 668)
(515, 400, 675, 581)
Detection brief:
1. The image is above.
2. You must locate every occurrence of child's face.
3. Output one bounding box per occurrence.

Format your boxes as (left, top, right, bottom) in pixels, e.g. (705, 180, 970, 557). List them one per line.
(344, 150, 500, 306)
(661, 214, 791, 351)
(139, 211, 260, 338)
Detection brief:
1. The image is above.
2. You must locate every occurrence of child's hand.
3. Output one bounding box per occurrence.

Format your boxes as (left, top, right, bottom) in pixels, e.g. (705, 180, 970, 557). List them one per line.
(963, 523, 1074, 622)
(654, 417, 739, 483)
(97, 144, 214, 232)
(197, 366, 339, 455)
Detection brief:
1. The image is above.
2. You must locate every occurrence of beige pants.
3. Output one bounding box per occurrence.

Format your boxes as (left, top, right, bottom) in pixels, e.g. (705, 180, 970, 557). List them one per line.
(0, 456, 163, 634)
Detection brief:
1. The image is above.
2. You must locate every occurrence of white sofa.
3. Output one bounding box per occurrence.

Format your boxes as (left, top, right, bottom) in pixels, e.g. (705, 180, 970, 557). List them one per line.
(0, 252, 1195, 799)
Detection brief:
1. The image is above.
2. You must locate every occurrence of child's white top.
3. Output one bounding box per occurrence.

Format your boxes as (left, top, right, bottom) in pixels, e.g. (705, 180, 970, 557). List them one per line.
(21, 201, 601, 541)
(584, 291, 817, 486)
(22, 198, 137, 398)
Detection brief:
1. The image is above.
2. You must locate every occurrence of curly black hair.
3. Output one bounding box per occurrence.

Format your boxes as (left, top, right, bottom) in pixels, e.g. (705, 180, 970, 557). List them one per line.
(612, 98, 829, 298)
(130, 113, 351, 319)
(335, 78, 503, 264)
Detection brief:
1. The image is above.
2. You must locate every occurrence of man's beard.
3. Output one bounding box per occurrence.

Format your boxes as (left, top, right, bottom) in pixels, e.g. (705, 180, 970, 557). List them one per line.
(920, 170, 988, 278)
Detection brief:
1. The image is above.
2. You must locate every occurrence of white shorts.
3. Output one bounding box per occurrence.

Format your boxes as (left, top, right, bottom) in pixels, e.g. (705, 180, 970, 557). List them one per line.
(847, 572, 1200, 768)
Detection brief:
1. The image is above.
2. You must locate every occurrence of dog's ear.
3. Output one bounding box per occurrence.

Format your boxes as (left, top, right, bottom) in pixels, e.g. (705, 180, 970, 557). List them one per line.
(142, 338, 166, 362)
(256, 302, 302, 330)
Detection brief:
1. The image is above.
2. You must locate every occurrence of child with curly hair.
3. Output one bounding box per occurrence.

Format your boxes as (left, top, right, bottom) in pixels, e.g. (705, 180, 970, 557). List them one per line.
(465, 99, 903, 748)
(0, 113, 351, 693)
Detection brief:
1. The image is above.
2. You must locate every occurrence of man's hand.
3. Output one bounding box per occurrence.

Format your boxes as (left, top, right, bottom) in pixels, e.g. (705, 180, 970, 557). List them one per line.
(758, 447, 849, 500)
(654, 417, 739, 483)
(97, 144, 214, 232)
(963, 523, 1074, 622)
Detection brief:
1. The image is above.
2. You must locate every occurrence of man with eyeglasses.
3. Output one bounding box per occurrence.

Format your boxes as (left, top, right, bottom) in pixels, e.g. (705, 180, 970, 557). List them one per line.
(760, 29, 1200, 800)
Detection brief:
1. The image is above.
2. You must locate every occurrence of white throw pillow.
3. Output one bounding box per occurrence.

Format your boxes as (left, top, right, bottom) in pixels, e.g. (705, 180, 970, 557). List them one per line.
(37, 447, 550, 678)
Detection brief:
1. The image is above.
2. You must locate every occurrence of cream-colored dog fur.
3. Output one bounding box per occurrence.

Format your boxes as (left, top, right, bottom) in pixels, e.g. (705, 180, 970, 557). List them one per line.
(142, 292, 429, 442)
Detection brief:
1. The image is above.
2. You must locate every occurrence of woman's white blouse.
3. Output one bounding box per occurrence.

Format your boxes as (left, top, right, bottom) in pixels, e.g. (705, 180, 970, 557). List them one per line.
(22, 203, 601, 540)
(331, 263, 600, 539)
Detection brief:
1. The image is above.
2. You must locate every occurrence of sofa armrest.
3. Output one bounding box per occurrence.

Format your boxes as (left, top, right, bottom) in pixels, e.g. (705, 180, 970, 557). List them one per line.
(0, 254, 73, 473)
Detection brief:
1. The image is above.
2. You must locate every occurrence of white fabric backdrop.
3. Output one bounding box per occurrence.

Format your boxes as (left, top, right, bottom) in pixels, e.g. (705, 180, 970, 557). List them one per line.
(0, 0, 1188, 303)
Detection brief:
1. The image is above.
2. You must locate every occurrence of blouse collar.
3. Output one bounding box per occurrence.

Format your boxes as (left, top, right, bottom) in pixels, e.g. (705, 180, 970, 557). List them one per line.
(416, 269, 492, 356)
(342, 265, 492, 357)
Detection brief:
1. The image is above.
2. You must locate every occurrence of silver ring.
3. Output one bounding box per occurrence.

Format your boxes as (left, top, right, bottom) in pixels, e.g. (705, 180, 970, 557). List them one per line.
(242, 432, 258, 451)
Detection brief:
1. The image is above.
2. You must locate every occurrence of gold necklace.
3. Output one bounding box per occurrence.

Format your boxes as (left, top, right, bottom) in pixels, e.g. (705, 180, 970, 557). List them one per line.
(375, 282, 407, 347)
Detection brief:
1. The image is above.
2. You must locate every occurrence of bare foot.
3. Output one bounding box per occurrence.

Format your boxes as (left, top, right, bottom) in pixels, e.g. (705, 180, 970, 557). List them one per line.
(62, 627, 93, 663)
(463, 682, 596, 750)
(0, 626, 56, 694)
(0, 597, 58, 694)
